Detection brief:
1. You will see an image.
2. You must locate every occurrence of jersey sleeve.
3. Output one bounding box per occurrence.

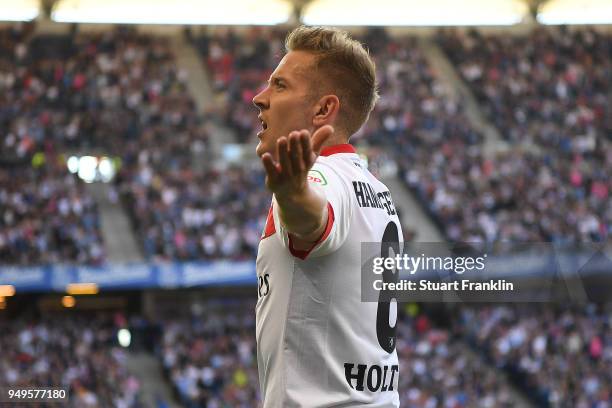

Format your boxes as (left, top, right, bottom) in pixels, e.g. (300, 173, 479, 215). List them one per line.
(272, 161, 354, 260)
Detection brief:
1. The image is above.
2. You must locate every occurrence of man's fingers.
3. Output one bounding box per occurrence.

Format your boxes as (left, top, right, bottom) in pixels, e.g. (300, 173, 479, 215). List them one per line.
(299, 131, 312, 167)
(289, 132, 304, 174)
(261, 153, 279, 183)
(277, 136, 293, 177)
(311, 125, 334, 155)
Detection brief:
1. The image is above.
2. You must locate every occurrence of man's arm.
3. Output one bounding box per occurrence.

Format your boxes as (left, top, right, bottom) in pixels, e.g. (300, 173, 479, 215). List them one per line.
(260, 126, 333, 248)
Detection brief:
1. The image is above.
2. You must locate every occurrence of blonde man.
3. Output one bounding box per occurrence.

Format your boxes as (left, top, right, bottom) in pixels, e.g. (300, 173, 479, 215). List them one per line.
(254, 26, 402, 407)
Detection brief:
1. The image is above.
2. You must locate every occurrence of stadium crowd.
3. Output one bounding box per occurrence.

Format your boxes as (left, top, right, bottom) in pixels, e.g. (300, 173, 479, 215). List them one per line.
(4, 25, 609, 265)
(438, 28, 611, 147)
(437, 27, 610, 244)
(456, 304, 612, 407)
(395, 307, 518, 407)
(157, 299, 519, 407)
(355, 28, 609, 244)
(0, 159, 104, 265)
(119, 162, 269, 261)
(191, 26, 609, 245)
(0, 314, 142, 407)
(159, 300, 259, 408)
(1, 25, 265, 264)
(1, 24, 106, 265)
(192, 27, 285, 143)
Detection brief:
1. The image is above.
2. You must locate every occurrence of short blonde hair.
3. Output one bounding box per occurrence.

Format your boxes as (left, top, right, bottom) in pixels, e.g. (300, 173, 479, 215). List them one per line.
(285, 26, 378, 136)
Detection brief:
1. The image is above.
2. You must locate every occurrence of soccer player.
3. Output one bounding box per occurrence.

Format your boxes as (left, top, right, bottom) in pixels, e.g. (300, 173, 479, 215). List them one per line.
(254, 26, 403, 407)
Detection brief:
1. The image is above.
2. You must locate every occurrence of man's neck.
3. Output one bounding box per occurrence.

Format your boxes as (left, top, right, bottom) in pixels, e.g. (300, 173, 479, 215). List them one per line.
(319, 134, 350, 149)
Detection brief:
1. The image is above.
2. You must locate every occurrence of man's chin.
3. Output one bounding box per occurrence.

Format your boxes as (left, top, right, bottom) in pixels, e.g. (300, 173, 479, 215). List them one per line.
(255, 141, 265, 158)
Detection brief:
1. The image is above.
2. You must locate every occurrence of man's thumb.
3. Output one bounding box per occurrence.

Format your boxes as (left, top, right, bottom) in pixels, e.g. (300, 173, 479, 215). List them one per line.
(311, 125, 334, 154)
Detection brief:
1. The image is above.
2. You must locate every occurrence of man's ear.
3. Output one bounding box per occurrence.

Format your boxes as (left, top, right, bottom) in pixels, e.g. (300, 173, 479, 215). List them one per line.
(313, 95, 340, 127)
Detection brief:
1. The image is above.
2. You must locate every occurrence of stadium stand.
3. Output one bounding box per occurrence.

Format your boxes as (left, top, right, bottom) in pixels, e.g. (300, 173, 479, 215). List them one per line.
(0, 159, 105, 265)
(0, 314, 142, 407)
(159, 300, 259, 407)
(0, 24, 106, 265)
(456, 304, 612, 407)
(1, 20, 610, 408)
(1, 25, 231, 264)
(192, 28, 285, 144)
(189, 26, 611, 244)
(156, 299, 521, 407)
(118, 163, 269, 261)
(437, 27, 610, 243)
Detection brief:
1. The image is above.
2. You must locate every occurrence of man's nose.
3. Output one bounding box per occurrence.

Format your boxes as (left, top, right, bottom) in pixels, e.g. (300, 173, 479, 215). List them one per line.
(253, 88, 268, 110)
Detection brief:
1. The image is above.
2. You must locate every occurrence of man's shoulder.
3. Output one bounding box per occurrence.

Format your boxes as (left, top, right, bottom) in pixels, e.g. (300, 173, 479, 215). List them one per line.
(314, 154, 364, 180)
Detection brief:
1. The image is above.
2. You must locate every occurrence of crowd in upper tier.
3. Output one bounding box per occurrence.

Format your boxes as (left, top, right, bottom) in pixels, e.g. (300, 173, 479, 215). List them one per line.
(192, 27, 285, 144)
(0, 158, 104, 265)
(1, 24, 107, 266)
(437, 27, 610, 243)
(1, 25, 267, 264)
(363, 28, 609, 244)
(1, 24, 609, 264)
(191, 26, 609, 245)
(119, 161, 269, 261)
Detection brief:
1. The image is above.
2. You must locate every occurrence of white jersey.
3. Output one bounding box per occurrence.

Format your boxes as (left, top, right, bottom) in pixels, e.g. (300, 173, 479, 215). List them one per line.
(256, 144, 403, 407)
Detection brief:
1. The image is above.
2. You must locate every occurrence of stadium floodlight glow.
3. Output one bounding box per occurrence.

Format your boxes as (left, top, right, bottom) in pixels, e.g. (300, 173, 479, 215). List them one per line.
(0, 0, 39, 21)
(303, 0, 527, 26)
(117, 329, 131, 348)
(78, 156, 97, 183)
(52, 0, 291, 25)
(67, 156, 79, 174)
(62, 296, 76, 308)
(98, 157, 114, 182)
(0, 285, 15, 297)
(538, 0, 612, 24)
(66, 283, 99, 295)
(69, 155, 118, 183)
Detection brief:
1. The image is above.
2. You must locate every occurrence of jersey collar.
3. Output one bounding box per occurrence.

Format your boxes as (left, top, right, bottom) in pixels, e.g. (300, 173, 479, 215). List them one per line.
(320, 144, 356, 156)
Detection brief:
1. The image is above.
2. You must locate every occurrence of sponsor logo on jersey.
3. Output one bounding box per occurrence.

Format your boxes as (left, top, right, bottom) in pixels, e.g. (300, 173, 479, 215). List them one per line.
(307, 170, 327, 185)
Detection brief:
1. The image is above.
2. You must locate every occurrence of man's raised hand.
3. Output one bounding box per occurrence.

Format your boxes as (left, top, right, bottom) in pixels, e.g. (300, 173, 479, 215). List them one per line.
(261, 125, 333, 197)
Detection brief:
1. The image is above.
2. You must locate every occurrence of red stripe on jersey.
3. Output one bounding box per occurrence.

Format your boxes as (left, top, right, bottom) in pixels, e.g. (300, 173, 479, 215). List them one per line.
(261, 205, 275, 239)
(320, 144, 356, 156)
(288, 202, 335, 260)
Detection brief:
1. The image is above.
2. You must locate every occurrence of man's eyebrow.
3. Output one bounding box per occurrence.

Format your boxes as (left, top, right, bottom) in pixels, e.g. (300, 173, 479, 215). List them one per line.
(268, 76, 289, 84)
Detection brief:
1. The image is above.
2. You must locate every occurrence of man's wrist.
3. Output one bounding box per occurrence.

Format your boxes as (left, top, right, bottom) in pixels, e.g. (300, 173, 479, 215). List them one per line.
(274, 186, 309, 207)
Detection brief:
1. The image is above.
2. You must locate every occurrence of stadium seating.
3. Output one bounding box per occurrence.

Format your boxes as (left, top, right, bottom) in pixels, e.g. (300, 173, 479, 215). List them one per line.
(437, 27, 610, 243)
(0, 158, 105, 265)
(0, 314, 142, 407)
(157, 300, 521, 407)
(457, 304, 612, 407)
(192, 27, 286, 143)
